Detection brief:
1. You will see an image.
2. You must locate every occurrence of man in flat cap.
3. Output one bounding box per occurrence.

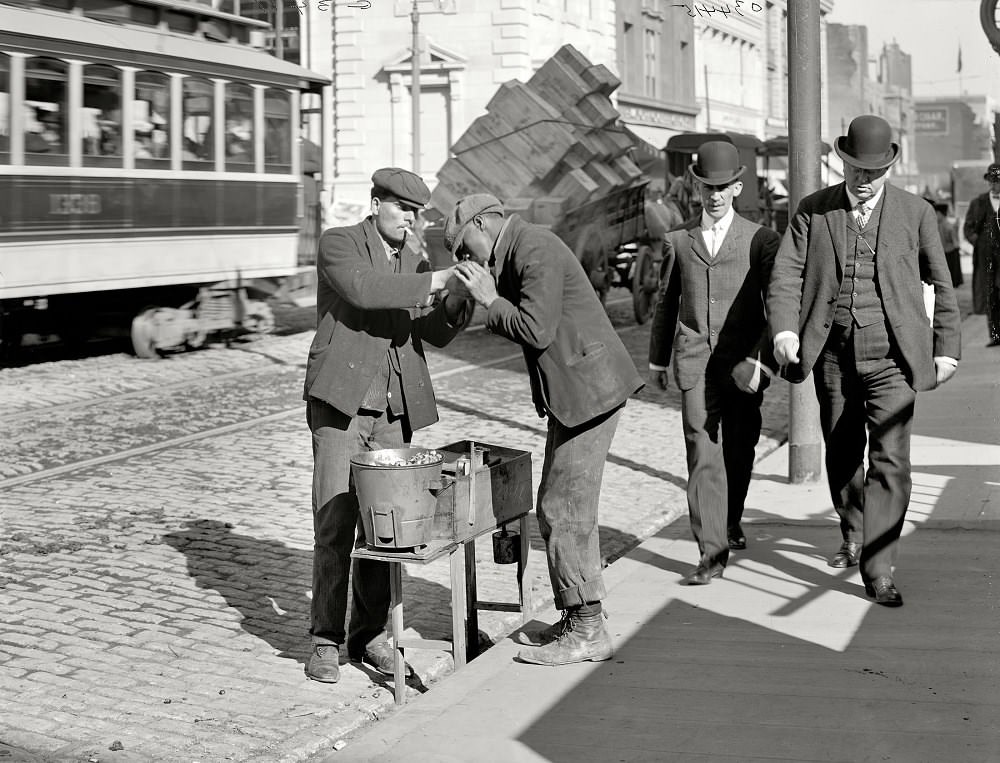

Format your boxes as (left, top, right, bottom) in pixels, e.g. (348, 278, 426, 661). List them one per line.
(448, 193, 644, 666)
(962, 162, 1000, 346)
(648, 140, 781, 585)
(302, 167, 471, 683)
(768, 115, 961, 606)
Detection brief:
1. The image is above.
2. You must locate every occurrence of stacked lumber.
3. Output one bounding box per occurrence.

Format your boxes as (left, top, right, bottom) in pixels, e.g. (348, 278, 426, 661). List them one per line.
(429, 45, 645, 224)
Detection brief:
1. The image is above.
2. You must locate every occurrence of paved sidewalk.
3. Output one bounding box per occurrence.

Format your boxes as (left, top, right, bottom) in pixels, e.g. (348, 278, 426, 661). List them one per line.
(337, 315, 1000, 763)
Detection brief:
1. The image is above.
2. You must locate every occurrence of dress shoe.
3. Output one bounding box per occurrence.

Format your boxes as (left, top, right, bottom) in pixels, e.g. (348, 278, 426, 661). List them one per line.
(864, 576, 903, 607)
(681, 562, 724, 585)
(728, 525, 747, 550)
(829, 541, 862, 568)
(517, 607, 613, 665)
(350, 640, 412, 677)
(305, 643, 341, 683)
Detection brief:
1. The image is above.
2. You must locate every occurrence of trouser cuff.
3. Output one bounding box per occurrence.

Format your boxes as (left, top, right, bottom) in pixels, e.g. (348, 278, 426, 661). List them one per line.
(554, 579, 607, 610)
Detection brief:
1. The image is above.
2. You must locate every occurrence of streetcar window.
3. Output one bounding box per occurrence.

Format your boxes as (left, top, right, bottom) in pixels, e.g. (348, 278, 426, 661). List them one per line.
(264, 89, 291, 174)
(135, 72, 170, 168)
(225, 82, 254, 172)
(182, 77, 215, 169)
(82, 64, 122, 167)
(0, 55, 8, 164)
(24, 57, 67, 166)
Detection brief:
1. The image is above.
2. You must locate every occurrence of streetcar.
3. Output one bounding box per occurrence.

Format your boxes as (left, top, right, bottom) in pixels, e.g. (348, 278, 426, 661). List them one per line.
(0, 0, 329, 359)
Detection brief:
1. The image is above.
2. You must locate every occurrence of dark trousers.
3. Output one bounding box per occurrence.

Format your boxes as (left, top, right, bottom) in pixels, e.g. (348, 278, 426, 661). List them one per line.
(306, 399, 410, 654)
(813, 323, 916, 581)
(536, 405, 622, 610)
(680, 369, 764, 568)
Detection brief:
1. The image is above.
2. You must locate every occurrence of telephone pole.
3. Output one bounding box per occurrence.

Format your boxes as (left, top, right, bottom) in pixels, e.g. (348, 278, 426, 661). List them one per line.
(411, 0, 421, 173)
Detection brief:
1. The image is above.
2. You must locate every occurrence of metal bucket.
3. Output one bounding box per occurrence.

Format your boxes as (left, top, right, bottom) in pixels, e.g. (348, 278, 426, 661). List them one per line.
(351, 448, 444, 550)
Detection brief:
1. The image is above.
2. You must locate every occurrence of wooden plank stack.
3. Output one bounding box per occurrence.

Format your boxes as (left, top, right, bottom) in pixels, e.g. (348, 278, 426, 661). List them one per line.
(429, 45, 645, 225)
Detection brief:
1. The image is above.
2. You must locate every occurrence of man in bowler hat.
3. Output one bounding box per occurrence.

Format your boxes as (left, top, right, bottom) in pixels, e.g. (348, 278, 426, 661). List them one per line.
(302, 168, 471, 682)
(768, 115, 961, 606)
(648, 140, 781, 584)
(447, 193, 644, 666)
(962, 162, 1000, 346)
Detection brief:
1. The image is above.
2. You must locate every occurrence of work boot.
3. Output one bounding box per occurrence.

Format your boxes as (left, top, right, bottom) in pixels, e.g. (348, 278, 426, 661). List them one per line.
(306, 643, 341, 683)
(517, 610, 570, 647)
(517, 604, 613, 665)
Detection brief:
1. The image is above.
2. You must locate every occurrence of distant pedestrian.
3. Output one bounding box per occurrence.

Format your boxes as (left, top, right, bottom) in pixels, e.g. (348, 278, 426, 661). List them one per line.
(447, 194, 643, 666)
(768, 115, 962, 607)
(933, 201, 963, 288)
(648, 140, 781, 585)
(962, 163, 1000, 346)
(302, 167, 472, 683)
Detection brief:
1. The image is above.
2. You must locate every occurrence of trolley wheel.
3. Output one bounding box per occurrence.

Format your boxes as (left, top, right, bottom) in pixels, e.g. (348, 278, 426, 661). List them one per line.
(130, 308, 161, 359)
(573, 223, 610, 305)
(632, 243, 660, 324)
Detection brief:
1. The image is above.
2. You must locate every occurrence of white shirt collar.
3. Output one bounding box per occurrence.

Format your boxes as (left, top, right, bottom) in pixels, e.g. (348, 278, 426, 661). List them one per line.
(845, 185, 884, 213)
(700, 205, 735, 233)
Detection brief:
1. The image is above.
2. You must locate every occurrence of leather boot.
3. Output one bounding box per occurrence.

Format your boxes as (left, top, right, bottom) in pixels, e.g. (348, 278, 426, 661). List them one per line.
(517, 604, 613, 665)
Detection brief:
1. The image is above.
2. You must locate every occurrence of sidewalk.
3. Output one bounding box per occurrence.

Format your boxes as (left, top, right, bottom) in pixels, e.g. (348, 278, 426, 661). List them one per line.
(337, 316, 1000, 763)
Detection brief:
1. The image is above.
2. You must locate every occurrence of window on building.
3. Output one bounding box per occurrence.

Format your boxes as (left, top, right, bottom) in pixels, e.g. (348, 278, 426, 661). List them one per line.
(225, 82, 254, 171)
(25, 57, 68, 165)
(82, 64, 122, 167)
(0, 55, 8, 163)
(264, 89, 291, 173)
(644, 29, 658, 98)
(182, 77, 215, 168)
(135, 71, 170, 167)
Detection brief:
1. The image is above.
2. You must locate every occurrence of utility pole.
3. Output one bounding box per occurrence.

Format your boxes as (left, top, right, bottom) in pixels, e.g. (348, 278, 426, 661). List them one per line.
(703, 65, 711, 130)
(785, 0, 823, 483)
(411, 0, 421, 174)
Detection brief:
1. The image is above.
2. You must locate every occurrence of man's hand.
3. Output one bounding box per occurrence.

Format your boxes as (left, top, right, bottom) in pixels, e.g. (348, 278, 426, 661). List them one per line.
(454, 261, 499, 308)
(731, 359, 764, 394)
(934, 358, 958, 386)
(444, 271, 473, 299)
(430, 266, 457, 293)
(651, 369, 670, 390)
(773, 333, 800, 367)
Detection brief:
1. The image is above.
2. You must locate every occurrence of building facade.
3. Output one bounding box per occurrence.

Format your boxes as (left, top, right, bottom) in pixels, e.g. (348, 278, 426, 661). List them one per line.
(913, 96, 995, 193)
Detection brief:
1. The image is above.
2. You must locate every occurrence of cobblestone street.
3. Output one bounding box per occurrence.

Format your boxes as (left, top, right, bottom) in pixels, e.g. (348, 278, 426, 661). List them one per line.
(0, 293, 788, 762)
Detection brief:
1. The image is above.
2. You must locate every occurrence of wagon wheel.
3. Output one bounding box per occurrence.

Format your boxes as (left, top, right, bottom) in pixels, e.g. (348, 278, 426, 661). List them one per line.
(245, 302, 275, 335)
(573, 223, 610, 305)
(632, 243, 660, 324)
(130, 308, 161, 359)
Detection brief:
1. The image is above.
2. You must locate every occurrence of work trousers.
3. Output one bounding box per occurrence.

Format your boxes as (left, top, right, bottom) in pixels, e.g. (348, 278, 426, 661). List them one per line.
(813, 322, 916, 582)
(536, 405, 622, 610)
(680, 367, 765, 568)
(306, 398, 410, 655)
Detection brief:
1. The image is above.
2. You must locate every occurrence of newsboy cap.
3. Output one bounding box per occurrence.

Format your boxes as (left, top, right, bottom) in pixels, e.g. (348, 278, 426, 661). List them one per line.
(689, 140, 745, 186)
(443, 193, 505, 255)
(371, 167, 430, 208)
(835, 115, 900, 171)
(984, 163, 1000, 182)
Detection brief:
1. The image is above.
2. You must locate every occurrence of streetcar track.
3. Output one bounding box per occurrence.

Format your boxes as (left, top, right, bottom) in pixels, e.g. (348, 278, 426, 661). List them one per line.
(0, 310, 645, 490)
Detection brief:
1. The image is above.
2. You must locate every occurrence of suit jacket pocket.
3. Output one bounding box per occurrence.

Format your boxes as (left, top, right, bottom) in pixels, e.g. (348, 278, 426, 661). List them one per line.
(566, 341, 607, 367)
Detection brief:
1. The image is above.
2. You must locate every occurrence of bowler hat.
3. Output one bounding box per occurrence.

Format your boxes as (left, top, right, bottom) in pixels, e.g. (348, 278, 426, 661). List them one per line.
(984, 163, 1000, 182)
(371, 167, 430, 209)
(443, 193, 504, 255)
(835, 115, 900, 170)
(689, 141, 746, 186)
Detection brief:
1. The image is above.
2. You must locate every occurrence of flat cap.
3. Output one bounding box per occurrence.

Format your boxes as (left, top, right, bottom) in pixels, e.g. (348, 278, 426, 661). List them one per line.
(443, 193, 504, 254)
(371, 167, 430, 208)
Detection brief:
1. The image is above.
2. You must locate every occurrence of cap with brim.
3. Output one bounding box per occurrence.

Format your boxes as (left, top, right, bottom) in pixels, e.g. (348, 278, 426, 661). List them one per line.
(984, 163, 1000, 181)
(444, 193, 504, 255)
(835, 115, 900, 171)
(371, 167, 430, 209)
(689, 141, 746, 186)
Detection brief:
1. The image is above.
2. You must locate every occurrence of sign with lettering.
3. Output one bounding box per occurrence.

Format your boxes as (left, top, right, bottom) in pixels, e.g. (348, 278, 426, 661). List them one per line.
(915, 107, 949, 134)
(620, 105, 696, 131)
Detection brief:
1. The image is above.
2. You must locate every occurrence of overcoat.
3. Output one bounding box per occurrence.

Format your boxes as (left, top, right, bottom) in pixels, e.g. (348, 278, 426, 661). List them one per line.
(963, 191, 1000, 313)
(649, 214, 780, 390)
(302, 217, 465, 430)
(767, 183, 961, 391)
(485, 215, 644, 428)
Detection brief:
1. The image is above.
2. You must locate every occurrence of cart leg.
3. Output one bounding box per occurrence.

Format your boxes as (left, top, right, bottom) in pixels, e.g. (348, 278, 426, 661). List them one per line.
(449, 546, 467, 669)
(517, 514, 533, 623)
(464, 539, 479, 661)
(389, 562, 405, 705)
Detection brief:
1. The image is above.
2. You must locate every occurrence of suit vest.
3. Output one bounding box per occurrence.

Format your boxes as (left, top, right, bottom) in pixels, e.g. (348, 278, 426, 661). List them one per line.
(834, 198, 887, 330)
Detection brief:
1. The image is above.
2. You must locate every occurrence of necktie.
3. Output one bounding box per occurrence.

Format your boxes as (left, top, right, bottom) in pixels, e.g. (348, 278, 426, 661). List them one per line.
(707, 224, 720, 257)
(856, 202, 870, 229)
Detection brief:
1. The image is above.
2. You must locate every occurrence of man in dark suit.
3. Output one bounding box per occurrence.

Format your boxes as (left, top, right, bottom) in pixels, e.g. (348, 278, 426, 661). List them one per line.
(962, 163, 1000, 346)
(768, 115, 962, 606)
(302, 168, 471, 683)
(448, 194, 644, 666)
(648, 141, 781, 585)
